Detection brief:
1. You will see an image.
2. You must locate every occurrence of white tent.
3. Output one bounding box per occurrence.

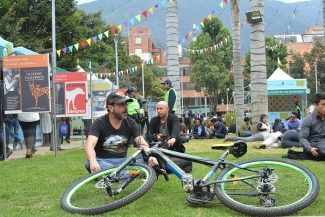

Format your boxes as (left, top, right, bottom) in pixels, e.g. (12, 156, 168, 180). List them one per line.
(268, 67, 294, 80)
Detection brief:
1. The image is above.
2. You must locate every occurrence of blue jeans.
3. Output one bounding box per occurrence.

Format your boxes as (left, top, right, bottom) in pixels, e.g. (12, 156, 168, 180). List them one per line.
(241, 131, 252, 137)
(0, 118, 21, 147)
(85, 156, 144, 173)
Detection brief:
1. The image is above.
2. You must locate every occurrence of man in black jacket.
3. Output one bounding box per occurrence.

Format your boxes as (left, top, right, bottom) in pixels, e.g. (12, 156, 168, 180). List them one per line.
(147, 101, 182, 152)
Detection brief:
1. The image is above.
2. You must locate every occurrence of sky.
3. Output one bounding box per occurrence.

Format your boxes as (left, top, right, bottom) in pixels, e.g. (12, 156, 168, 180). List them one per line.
(76, 0, 311, 5)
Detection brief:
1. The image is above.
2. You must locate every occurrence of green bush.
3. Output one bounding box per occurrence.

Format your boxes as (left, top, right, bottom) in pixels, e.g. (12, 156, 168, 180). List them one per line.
(224, 111, 236, 128)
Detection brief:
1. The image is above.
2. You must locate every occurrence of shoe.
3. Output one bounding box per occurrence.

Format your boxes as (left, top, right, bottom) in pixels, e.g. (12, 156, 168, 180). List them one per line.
(223, 135, 230, 142)
(26, 149, 32, 158)
(282, 154, 288, 158)
(20, 141, 25, 150)
(59, 148, 65, 151)
(6, 149, 13, 159)
(31, 147, 37, 156)
(259, 144, 266, 149)
(65, 139, 70, 144)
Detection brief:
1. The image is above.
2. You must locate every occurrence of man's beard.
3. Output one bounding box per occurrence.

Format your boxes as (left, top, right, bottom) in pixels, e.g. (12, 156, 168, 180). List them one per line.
(113, 109, 127, 120)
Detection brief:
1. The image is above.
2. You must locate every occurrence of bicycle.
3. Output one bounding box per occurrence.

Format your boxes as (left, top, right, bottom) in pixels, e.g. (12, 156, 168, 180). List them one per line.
(61, 141, 320, 216)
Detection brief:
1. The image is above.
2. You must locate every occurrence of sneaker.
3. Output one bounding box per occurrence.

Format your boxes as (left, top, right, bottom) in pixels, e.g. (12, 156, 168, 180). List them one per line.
(259, 144, 266, 149)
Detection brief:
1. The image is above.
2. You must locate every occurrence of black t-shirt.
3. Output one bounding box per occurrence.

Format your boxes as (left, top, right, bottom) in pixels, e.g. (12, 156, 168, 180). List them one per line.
(89, 114, 140, 158)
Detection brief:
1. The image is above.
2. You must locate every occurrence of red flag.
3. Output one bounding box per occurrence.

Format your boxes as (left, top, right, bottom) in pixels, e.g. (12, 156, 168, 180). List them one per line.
(110, 27, 116, 34)
(142, 11, 148, 18)
(185, 34, 188, 40)
(80, 41, 86, 48)
(204, 18, 209, 24)
(224, 0, 228, 3)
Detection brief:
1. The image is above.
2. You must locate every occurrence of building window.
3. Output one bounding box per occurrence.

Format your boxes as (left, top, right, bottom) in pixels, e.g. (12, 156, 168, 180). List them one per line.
(135, 37, 142, 45)
(135, 49, 142, 54)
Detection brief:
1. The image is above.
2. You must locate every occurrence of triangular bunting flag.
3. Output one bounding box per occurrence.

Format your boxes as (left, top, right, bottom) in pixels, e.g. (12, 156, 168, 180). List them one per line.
(123, 21, 128, 28)
(86, 39, 91, 45)
(224, 0, 228, 3)
(130, 18, 135, 26)
(136, 14, 141, 22)
(148, 7, 154, 14)
(62, 47, 67, 54)
(57, 50, 61, 57)
(185, 34, 188, 40)
(142, 11, 148, 19)
(68, 45, 73, 53)
(155, 3, 159, 8)
(161, 0, 166, 7)
(200, 21, 204, 27)
(208, 14, 212, 20)
(189, 31, 192, 37)
(98, 33, 103, 40)
(74, 43, 79, 50)
(80, 41, 86, 48)
(104, 31, 109, 37)
(117, 24, 122, 31)
(204, 18, 208, 24)
(110, 27, 116, 34)
(220, 2, 224, 8)
(93, 36, 97, 43)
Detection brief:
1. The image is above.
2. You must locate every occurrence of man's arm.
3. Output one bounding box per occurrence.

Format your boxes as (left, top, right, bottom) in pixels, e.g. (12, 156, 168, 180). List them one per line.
(134, 136, 151, 152)
(299, 117, 312, 153)
(85, 135, 100, 172)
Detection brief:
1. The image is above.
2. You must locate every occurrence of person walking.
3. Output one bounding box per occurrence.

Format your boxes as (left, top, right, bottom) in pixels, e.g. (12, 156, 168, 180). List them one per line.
(161, 79, 177, 114)
(18, 112, 39, 158)
(183, 105, 192, 133)
(39, 112, 52, 146)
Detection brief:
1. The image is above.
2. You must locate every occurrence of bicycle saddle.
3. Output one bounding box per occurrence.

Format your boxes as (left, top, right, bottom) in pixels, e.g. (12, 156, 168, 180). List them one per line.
(211, 141, 247, 158)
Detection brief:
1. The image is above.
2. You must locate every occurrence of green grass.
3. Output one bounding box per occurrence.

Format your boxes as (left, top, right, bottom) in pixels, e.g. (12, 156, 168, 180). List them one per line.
(0, 139, 324, 217)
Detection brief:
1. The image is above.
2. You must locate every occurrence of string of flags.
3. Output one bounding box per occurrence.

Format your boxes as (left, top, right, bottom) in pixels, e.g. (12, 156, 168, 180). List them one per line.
(56, 0, 174, 57)
(90, 53, 164, 79)
(182, 37, 230, 54)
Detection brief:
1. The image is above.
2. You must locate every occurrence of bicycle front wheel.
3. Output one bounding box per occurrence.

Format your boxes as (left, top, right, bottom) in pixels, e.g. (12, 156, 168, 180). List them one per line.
(61, 163, 156, 215)
(215, 158, 319, 217)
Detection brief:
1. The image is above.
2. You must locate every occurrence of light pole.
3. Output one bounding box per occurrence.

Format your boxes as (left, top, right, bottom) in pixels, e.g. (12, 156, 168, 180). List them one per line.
(203, 87, 207, 117)
(314, 62, 318, 93)
(226, 88, 229, 111)
(114, 34, 119, 88)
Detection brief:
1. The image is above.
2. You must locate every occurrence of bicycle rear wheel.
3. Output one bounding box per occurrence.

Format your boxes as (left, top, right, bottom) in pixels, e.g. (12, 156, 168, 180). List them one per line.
(215, 158, 319, 217)
(61, 163, 156, 215)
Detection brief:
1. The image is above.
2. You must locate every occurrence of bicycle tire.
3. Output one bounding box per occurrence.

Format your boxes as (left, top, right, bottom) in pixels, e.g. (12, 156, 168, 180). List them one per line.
(215, 158, 319, 216)
(61, 163, 156, 215)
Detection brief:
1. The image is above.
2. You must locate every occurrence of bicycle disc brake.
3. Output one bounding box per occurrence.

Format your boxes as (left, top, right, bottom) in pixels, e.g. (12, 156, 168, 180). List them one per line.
(257, 167, 277, 207)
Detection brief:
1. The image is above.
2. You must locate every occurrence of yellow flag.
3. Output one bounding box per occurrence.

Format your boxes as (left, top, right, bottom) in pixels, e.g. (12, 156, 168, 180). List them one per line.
(117, 24, 122, 31)
(86, 39, 91, 45)
(148, 7, 154, 14)
(56, 50, 61, 57)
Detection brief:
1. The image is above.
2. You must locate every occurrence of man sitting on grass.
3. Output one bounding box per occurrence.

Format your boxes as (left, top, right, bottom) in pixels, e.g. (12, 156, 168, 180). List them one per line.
(190, 118, 206, 139)
(206, 118, 228, 139)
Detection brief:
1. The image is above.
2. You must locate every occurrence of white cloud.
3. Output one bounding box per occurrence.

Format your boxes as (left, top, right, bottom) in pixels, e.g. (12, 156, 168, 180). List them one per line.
(77, 0, 95, 5)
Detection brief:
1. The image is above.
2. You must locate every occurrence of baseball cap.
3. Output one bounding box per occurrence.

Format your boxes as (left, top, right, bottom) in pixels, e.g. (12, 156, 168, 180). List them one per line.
(106, 92, 133, 105)
(129, 87, 137, 92)
(161, 79, 172, 85)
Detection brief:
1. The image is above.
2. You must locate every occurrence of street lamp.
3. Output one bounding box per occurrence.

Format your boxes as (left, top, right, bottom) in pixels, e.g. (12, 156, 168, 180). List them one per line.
(314, 62, 318, 93)
(226, 88, 229, 111)
(114, 34, 119, 88)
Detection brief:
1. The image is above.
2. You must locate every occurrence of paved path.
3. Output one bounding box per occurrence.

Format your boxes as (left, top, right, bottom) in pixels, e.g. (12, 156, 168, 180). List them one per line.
(5, 140, 86, 161)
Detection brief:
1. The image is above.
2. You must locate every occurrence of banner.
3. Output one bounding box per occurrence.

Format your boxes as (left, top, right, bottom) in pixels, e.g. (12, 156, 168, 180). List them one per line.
(2, 54, 50, 113)
(54, 72, 88, 117)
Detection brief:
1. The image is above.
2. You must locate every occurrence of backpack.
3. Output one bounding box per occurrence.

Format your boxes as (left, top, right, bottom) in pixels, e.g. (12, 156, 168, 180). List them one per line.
(59, 123, 68, 136)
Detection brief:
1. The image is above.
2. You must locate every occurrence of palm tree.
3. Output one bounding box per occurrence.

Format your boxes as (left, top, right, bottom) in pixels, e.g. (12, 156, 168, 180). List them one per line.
(166, 0, 180, 116)
(231, 0, 245, 131)
(249, 0, 268, 132)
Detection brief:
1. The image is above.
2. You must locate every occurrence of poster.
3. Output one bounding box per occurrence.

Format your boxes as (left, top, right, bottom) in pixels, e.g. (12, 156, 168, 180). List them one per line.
(54, 72, 88, 117)
(2, 54, 50, 113)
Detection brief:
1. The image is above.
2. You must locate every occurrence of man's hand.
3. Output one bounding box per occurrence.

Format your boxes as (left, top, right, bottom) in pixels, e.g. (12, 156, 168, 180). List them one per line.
(89, 159, 100, 173)
(157, 134, 166, 142)
(167, 138, 176, 147)
(311, 147, 319, 157)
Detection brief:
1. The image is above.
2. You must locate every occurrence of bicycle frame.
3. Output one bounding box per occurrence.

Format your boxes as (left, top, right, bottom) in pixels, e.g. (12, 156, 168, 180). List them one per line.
(109, 144, 264, 192)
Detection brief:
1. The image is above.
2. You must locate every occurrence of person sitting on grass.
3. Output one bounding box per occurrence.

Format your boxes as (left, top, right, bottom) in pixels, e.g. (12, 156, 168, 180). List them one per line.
(285, 111, 301, 132)
(179, 118, 190, 143)
(224, 114, 272, 143)
(206, 118, 228, 139)
(190, 118, 206, 139)
(252, 130, 301, 149)
(237, 117, 252, 137)
(272, 118, 284, 133)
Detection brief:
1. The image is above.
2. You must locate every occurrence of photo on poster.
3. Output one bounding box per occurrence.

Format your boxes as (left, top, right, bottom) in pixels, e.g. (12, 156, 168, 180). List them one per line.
(3, 68, 21, 111)
(20, 67, 50, 112)
(55, 82, 66, 115)
(65, 82, 87, 115)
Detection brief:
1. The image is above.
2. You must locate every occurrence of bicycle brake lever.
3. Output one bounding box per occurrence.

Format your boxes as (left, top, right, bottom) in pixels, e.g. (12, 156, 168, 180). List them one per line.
(153, 165, 169, 181)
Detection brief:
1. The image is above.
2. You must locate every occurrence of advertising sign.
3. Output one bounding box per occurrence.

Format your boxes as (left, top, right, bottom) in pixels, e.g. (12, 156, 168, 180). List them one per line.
(2, 54, 50, 113)
(54, 72, 88, 117)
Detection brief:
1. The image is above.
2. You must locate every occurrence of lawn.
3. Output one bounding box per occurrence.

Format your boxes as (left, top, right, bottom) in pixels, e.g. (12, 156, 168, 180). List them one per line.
(0, 138, 324, 217)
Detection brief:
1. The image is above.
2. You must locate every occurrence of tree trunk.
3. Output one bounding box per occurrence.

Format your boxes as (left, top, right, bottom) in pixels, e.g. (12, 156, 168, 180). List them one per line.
(250, 0, 268, 133)
(231, 0, 245, 132)
(166, 0, 180, 116)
